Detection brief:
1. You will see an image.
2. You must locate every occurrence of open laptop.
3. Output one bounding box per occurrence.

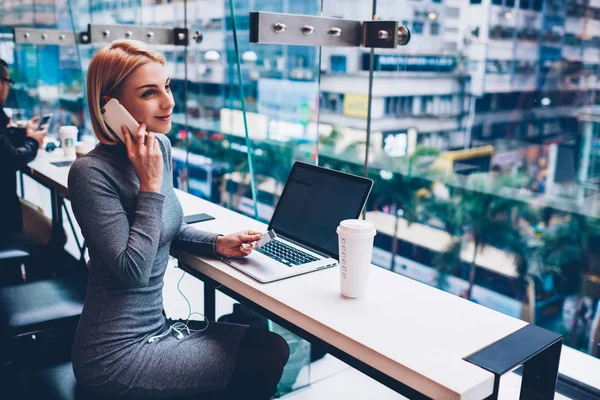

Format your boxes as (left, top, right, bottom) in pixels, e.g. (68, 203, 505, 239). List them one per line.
(222, 161, 373, 283)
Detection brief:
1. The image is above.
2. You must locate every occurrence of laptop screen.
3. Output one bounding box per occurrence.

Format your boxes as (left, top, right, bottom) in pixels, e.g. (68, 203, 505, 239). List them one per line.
(268, 162, 373, 258)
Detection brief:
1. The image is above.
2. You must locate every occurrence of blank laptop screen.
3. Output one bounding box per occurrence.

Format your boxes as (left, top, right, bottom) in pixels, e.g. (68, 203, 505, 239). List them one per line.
(268, 162, 373, 259)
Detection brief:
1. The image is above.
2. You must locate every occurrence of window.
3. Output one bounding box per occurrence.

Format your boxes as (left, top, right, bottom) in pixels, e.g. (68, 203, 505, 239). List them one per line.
(422, 96, 435, 114)
(10, 0, 600, 396)
(330, 55, 347, 73)
(445, 7, 460, 17)
(412, 21, 424, 34)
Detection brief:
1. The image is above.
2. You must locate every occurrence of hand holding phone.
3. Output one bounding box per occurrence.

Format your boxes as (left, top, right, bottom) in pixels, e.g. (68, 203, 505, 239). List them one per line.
(37, 113, 52, 131)
(101, 98, 139, 142)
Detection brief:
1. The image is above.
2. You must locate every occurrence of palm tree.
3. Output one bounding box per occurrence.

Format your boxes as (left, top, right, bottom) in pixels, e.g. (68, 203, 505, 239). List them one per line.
(459, 189, 500, 299)
(426, 184, 536, 301)
(432, 238, 462, 291)
(540, 214, 600, 347)
(422, 190, 467, 291)
(387, 174, 431, 271)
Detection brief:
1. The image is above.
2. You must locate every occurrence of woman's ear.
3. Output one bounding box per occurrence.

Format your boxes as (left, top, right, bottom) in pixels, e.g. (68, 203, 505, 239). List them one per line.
(101, 95, 111, 106)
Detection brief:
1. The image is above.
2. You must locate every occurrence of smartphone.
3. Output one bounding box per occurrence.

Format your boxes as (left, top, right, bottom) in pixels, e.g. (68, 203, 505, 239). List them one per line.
(101, 98, 139, 142)
(183, 213, 216, 224)
(37, 113, 52, 131)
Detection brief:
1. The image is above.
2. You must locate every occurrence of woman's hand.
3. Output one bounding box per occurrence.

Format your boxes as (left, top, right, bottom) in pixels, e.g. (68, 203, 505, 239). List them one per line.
(215, 231, 262, 257)
(122, 123, 163, 193)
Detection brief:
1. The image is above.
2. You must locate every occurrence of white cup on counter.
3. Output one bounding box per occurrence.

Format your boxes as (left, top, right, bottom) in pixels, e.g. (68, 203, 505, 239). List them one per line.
(336, 219, 377, 299)
(59, 125, 78, 158)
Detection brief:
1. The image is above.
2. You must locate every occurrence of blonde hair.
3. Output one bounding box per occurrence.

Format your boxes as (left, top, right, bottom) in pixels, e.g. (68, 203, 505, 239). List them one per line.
(87, 39, 166, 144)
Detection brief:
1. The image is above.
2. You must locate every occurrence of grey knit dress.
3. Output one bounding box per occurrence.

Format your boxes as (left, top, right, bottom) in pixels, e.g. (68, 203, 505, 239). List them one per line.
(68, 134, 247, 398)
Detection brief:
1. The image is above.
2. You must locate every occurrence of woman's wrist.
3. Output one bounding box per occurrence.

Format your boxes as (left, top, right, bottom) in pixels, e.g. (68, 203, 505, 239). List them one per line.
(214, 234, 225, 256)
(139, 183, 161, 193)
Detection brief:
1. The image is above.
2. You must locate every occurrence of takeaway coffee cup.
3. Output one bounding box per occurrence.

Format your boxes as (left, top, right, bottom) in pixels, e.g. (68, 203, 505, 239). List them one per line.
(59, 125, 78, 158)
(336, 219, 377, 299)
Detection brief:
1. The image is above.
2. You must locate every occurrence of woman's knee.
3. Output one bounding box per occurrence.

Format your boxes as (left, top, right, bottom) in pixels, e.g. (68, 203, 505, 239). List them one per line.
(268, 331, 290, 370)
(243, 328, 290, 371)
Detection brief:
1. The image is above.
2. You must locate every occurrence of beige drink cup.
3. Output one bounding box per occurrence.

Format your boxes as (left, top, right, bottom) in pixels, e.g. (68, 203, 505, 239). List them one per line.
(59, 125, 78, 158)
(336, 219, 377, 299)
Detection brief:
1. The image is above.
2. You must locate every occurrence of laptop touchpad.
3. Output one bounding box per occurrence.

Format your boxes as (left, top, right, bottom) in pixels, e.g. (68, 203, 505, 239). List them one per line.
(227, 253, 276, 270)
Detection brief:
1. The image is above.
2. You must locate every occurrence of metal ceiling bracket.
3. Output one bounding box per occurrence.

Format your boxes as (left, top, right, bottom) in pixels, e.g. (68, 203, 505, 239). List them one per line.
(173, 27, 190, 46)
(13, 25, 191, 46)
(13, 28, 80, 45)
(87, 24, 186, 45)
(249, 11, 410, 48)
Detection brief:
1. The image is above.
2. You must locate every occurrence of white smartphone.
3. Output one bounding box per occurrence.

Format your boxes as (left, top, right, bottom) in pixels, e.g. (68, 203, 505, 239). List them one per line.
(101, 98, 139, 142)
(37, 113, 52, 131)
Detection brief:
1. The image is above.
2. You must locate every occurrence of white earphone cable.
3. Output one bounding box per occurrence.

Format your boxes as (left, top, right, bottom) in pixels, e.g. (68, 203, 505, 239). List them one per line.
(147, 269, 209, 344)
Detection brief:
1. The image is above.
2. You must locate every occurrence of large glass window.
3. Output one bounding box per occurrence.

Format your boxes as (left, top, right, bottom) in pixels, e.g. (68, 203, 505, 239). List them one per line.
(2, 0, 599, 395)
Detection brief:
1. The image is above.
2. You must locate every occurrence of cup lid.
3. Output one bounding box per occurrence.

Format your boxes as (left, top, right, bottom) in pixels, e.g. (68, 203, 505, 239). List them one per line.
(337, 219, 376, 236)
(59, 125, 78, 134)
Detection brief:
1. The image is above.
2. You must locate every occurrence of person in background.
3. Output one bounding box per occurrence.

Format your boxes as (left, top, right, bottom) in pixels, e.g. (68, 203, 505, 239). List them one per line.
(0, 58, 60, 279)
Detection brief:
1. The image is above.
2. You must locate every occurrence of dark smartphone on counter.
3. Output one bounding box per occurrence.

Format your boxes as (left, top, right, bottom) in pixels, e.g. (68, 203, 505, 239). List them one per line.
(184, 213, 216, 224)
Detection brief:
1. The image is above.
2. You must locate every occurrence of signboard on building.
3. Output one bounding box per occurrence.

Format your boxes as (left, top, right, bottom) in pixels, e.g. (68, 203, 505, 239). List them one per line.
(362, 54, 457, 72)
(343, 93, 370, 119)
(383, 131, 408, 157)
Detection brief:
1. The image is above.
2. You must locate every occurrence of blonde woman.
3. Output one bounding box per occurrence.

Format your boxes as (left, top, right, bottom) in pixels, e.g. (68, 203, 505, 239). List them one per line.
(68, 40, 289, 399)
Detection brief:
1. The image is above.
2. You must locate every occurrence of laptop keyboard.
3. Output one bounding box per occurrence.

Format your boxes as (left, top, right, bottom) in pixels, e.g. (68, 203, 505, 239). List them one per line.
(256, 240, 319, 267)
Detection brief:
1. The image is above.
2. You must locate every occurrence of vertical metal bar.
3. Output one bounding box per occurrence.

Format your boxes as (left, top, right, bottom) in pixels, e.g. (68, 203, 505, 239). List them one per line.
(482, 376, 500, 400)
(314, 0, 325, 167)
(229, 0, 259, 220)
(362, 0, 377, 219)
(364, 48, 375, 180)
(519, 340, 562, 399)
(50, 189, 64, 233)
(204, 280, 216, 322)
(19, 171, 25, 198)
(67, 0, 87, 140)
(50, 188, 65, 273)
(183, 0, 191, 194)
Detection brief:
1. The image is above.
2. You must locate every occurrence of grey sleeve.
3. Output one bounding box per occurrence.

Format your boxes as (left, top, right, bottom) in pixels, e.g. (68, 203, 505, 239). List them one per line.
(160, 135, 221, 257)
(68, 158, 165, 288)
(172, 225, 221, 257)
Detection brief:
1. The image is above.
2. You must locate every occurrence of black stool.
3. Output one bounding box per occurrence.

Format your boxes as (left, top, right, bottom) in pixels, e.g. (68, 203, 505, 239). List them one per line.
(27, 362, 91, 400)
(0, 274, 86, 368)
(0, 238, 30, 282)
(28, 362, 222, 400)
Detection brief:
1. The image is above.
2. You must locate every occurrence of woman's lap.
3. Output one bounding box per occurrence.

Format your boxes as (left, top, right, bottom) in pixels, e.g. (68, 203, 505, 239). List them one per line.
(81, 322, 289, 400)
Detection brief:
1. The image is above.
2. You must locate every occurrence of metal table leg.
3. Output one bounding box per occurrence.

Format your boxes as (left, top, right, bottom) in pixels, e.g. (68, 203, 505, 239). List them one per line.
(466, 324, 563, 400)
(204, 279, 216, 322)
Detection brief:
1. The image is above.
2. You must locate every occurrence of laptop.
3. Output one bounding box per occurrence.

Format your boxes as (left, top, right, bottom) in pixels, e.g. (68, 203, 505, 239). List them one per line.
(222, 161, 373, 283)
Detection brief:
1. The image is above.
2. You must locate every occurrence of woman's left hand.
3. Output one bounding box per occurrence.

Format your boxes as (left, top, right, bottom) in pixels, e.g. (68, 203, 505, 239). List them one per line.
(215, 231, 262, 257)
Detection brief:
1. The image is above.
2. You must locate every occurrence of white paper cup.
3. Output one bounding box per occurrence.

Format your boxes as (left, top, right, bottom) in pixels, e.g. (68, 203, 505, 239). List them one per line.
(59, 125, 78, 158)
(336, 219, 377, 299)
